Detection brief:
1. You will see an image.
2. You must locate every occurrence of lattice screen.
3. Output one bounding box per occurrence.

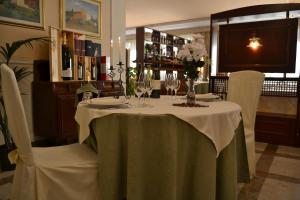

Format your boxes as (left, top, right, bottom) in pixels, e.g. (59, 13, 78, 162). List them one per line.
(209, 76, 299, 97)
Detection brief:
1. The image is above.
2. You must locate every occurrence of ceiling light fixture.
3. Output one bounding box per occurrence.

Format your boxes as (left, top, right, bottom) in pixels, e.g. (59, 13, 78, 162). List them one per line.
(247, 34, 262, 50)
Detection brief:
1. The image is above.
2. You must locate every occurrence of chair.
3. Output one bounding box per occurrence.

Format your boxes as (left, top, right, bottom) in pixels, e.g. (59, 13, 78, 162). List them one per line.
(0, 64, 99, 200)
(227, 70, 264, 177)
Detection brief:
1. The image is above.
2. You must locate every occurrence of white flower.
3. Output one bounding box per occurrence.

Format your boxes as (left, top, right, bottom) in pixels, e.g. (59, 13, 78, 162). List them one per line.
(177, 33, 207, 61)
(177, 48, 190, 60)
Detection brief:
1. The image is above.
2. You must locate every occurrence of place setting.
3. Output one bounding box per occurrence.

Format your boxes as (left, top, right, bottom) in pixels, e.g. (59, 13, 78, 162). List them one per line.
(79, 90, 131, 109)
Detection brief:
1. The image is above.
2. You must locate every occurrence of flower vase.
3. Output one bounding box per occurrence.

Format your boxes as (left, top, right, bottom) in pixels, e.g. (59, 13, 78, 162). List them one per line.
(186, 79, 196, 105)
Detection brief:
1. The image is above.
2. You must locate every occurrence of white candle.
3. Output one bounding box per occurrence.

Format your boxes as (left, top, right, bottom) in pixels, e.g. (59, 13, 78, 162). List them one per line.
(118, 36, 121, 62)
(110, 39, 113, 66)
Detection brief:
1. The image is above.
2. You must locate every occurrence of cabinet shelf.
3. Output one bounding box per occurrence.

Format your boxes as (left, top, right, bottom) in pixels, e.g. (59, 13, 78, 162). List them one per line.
(151, 67, 184, 71)
(136, 26, 187, 94)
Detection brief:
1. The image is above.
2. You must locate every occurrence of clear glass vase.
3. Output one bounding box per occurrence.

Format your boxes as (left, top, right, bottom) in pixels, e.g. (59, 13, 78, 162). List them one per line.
(186, 78, 196, 105)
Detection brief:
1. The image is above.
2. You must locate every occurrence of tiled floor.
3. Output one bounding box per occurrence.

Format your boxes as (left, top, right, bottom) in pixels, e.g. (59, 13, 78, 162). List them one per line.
(238, 142, 300, 200)
(0, 142, 300, 199)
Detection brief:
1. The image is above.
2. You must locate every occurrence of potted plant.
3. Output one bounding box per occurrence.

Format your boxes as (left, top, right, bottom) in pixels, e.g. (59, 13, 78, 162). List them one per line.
(126, 66, 137, 96)
(0, 37, 48, 171)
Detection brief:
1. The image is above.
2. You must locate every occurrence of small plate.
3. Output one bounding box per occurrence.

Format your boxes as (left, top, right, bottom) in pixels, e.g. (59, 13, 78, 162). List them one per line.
(88, 98, 125, 108)
(195, 93, 219, 101)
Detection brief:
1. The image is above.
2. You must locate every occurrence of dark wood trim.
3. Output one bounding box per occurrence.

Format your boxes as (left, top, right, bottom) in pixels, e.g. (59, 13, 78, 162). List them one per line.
(297, 79, 300, 146)
(211, 3, 300, 20)
(218, 18, 298, 73)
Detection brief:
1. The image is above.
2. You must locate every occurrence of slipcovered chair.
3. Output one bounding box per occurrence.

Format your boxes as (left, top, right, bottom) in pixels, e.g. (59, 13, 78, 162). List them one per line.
(227, 70, 264, 177)
(0, 64, 99, 200)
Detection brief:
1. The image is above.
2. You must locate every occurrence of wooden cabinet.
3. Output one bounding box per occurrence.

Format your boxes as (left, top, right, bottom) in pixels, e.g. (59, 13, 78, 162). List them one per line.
(255, 112, 298, 146)
(32, 81, 123, 143)
(136, 27, 186, 67)
(136, 27, 186, 75)
(136, 27, 188, 94)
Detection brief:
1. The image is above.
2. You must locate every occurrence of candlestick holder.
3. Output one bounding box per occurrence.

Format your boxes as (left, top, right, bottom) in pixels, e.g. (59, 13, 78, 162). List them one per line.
(108, 65, 116, 88)
(117, 61, 125, 82)
(117, 61, 125, 95)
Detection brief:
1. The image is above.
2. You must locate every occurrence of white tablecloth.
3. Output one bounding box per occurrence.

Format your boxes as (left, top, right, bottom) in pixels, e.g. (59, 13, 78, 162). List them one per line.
(75, 96, 241, 156)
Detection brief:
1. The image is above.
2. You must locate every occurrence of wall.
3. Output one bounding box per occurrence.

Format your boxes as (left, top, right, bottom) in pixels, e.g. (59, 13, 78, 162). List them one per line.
(111, 0, 126, 83)
(0, 0, 113, 144)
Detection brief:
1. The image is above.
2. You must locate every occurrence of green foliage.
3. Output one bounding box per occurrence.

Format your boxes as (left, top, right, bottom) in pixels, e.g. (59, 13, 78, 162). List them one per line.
(0, 37, 48, 65)
(128, 67, 137, 79)
(126, 67, 137, 96)
(183, 59, 205, 80)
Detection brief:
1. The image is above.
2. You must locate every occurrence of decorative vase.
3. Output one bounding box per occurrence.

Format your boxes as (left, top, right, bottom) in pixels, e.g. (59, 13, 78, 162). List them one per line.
(186, 78, 196, 105)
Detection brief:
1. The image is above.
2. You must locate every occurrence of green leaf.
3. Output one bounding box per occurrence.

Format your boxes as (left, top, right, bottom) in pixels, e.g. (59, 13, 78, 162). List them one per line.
(13, 66, 32, 82)
(1, 37, 49, 65)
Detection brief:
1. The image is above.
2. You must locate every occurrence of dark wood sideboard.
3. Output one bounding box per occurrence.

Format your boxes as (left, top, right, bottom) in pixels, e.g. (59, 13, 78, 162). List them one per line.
(32, 81, 123, 143)
(32, 61, 123, 143)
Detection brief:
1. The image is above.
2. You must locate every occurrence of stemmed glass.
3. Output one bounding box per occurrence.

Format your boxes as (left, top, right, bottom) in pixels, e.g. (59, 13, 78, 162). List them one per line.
(165, 73, 175, 98)
(82, 91, 93, 104)
(145, 78, 153, 104)
(134, 81, 145, 106)
(173, 77, 180, 99)
(169, 74, 175, 97)
(138, 72, 148, 104)
(165, 74, 172, 96)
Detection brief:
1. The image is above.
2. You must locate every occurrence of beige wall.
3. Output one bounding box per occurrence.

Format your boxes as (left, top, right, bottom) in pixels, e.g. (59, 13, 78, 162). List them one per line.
(0, 0, 112, 144)
(0, 0, 111, 62)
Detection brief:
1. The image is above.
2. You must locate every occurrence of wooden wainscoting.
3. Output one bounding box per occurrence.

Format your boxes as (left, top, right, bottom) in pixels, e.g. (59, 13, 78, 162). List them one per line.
(255, 112, 298, 146)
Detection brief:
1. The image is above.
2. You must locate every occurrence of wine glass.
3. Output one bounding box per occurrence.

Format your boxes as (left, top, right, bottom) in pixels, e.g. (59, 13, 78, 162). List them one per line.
(134, 81, 145, 106)
(168, 74, 175, 97)
(165, 74, 171, 96)
(82, 91, 93, 104)
(173, 78, 180, 99)
(145, 79, 153, 104)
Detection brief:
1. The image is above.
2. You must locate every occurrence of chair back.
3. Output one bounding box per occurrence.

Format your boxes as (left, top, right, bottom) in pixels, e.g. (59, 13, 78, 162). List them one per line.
(227, 70, 265, 131)
(0, 64, 33, 164)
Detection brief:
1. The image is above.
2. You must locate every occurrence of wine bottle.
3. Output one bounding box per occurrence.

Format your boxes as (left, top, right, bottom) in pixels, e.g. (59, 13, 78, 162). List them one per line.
(61, 33, 73, 80)
(91, 58, 97, 80)
(77, 56, 84, 80)
(151, 70, 160, 98)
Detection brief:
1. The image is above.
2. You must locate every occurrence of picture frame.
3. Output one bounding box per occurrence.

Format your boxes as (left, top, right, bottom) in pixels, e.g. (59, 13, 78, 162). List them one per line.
(61, 0, 101, 38)
(0, 0, 44, 29)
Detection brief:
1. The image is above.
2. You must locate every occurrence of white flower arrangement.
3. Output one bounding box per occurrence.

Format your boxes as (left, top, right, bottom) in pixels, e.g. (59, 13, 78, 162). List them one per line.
(177, 34, 208, 62)
(177, 34, 208, 79)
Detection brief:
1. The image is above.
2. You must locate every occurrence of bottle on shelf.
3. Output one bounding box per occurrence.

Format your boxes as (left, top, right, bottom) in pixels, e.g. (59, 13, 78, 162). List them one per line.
(91, 58, 97, 80)
(61, 32, 73, 80)
(151, 69, 160, 98)
(77, 56, 84, 80)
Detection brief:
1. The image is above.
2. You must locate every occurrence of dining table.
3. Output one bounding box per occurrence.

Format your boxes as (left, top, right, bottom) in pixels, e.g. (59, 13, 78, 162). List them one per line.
(75, 96, 250, 200)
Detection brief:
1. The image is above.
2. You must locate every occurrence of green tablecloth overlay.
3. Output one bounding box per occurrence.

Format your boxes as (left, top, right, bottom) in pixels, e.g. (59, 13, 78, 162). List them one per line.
(89, 114, 250, 200)
(194, 82, 209, 94)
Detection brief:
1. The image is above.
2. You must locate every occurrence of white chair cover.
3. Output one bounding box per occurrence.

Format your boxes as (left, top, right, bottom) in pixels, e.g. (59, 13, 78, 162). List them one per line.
(0, 64, 99, 200)
(227, 70, 264, 177)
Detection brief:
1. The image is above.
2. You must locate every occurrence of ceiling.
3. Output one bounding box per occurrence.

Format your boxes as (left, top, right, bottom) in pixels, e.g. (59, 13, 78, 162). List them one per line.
(126, 0, 294, 28)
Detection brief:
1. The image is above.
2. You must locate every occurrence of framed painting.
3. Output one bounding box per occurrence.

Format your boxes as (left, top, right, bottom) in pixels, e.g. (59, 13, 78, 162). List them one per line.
(61, 0, 101, 38)
(0, 0, 44, 29)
